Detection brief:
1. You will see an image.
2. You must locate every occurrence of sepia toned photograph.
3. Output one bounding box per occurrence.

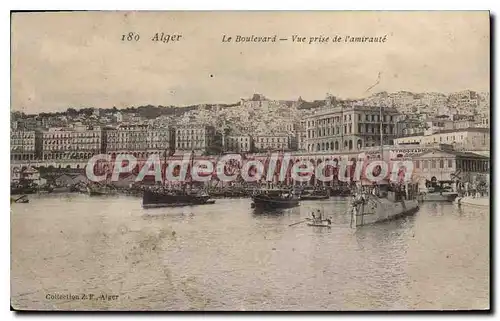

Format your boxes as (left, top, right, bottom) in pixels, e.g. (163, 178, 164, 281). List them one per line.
(10, 11, 490, 311)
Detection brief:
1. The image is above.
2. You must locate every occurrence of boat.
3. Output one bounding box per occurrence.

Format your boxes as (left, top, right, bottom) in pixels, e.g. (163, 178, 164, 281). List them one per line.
(305, 218, 332, 227)
(142, 151, 216, 208)
(251, 188, 300, 209)
(304, 209, 332, 227)
(142, 188, 215, 208)
(307, 223, 331, 228)
(350, 184, 420, 227)
(87, 184, 117, 196)
(47, 185, 71, 193)
(10, 185, 37, 195)
(417, 184, 459, 202)
(350, 105, 420, 227)
(418, 191, 459, 202)
(11, 195, 29, 204)
(299, 187, 330, 200)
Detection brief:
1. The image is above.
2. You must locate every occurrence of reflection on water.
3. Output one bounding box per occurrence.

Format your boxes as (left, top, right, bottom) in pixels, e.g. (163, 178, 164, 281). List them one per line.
(11, 194, 489, 310)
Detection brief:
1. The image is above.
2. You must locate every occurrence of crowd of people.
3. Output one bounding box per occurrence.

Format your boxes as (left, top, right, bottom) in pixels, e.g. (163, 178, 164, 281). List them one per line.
(456, 180, 489, 198)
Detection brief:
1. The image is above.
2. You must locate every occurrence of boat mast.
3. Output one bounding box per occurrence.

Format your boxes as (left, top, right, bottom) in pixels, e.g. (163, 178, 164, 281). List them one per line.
(164, 149, 167, 188)
(379, 105, 383, 161)
(189, 150, 194, 190)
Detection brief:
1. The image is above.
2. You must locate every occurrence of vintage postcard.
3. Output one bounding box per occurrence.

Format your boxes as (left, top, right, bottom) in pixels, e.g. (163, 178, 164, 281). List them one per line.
(10, 11, 490, 311)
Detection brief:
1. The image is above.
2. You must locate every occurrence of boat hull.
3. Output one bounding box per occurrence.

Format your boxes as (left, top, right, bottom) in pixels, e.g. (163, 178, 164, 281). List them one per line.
(142, 199, 216, 209)
(353, 198, 419, 227)
(251, 195, 299, 209)
(307, 223, 331, 228)
(418, 192, 458, 202)
(300, 195, 329, 201)
(142, 190, 214, 208)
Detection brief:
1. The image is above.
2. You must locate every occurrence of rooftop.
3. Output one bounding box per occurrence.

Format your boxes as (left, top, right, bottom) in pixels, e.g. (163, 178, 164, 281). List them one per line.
(415, 149, 489, 159)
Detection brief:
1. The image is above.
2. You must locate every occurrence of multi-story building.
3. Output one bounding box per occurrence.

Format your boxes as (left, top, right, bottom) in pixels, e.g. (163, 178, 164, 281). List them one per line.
(305, 105, 400, 152)
(452, 115, 476, 130)
(296, 120, 308, 152)
(423, 117, 455, 134)
(475, 112, 490, 128)
(106, 124, 175, 159)
(175, 124, 218, 155)
(395, 128, 490, 152)
(413, 149, 489, 183)
(394, 135, 423, 145)
(42, 127, 105, 161)
(225, 135, 252, 153)
(253, 135, 290, 152)
(397, 116, 423, 137)
(105, 124, 147, 158)
(10, 130, 42, 161)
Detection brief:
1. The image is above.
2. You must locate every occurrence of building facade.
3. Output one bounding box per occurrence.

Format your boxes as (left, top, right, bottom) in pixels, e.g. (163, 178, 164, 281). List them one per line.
(42, 127, 105, 161)
(10, 130, 42, 161)
(395, 128, 490, 152)
(413, 149, 489, 183)
(106, 124, 175, 159)
(295, 120, 308, 152)
(175, 124, 217, 155)
(225, 135, 252, 153)
(253, 135, 290, 152)
(305, 105, 400, 152)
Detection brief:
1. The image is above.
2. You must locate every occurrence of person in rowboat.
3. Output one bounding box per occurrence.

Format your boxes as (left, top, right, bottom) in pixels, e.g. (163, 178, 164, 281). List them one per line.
(317, 209, 324, 223)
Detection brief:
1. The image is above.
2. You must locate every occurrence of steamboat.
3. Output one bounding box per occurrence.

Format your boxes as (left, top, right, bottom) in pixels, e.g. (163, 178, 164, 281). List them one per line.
(251, 188, 300, 209)
(142, 151, 216, 209)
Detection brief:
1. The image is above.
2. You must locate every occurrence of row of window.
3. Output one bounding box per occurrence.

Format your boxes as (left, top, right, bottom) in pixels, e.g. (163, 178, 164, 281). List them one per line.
(255, 143, 288, 148)
(176, 142, 208, 148)
(44, 145, 100, 150)
(43, 133, 100, 139)
(107, 138, 170, 142)
(415, 159, 489, 171)
(107, 143, 170, 149)
(258, 138, 287, 143)
(177, 130, 209, 135)
(11, 154, 36, 161)
(44, 139, 100, 144)
(308, 114, 394, 127)
(308, 124, 395, 138)
(110, 133, 148, 137)
(227, 142, 250, 149)
(42, 154, 95, 160)
(11, 140, 35, 145)
(11, 146, 35, 151)
(415, 159, 453, 169)
(10, 135, 35, 139)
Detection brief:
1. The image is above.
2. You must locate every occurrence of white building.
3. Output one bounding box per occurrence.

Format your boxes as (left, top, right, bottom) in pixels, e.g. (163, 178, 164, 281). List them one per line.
(395, 127, 490, 152)
(226, 135, 252, 153)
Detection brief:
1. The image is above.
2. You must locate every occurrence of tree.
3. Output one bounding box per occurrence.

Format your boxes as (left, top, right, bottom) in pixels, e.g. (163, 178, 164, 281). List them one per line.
(66, 108, 78, 116)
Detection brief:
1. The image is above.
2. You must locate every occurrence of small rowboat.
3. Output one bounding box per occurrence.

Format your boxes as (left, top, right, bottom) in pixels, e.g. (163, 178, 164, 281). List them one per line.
(11, 195, 29, 204)
(307, 223, 331, 228)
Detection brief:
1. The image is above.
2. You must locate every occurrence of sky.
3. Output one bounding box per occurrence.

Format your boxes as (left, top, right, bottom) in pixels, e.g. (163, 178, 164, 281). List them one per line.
(11, 11, 490, 113)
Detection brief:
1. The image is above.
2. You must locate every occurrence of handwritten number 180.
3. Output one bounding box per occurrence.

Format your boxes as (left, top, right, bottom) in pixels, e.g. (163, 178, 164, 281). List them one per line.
(121, 32, 140, 42)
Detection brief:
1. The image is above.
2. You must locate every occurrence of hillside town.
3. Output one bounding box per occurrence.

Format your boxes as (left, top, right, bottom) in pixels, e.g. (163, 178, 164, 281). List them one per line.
(10, 90, 490, 193)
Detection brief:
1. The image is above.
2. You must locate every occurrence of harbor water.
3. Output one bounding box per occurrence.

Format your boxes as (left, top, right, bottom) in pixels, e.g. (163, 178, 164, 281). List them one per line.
(11, 194, 489, 310)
